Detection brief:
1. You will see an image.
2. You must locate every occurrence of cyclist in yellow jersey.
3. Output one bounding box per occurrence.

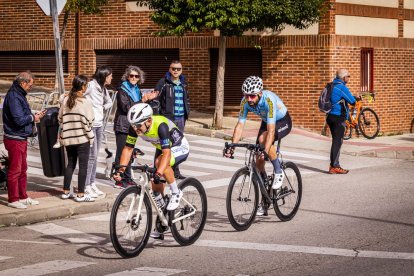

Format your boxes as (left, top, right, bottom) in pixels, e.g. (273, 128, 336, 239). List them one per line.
(113, 103, 189, 214)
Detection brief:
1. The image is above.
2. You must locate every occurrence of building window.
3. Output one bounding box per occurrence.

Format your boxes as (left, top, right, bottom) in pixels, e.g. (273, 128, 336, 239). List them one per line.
(360, 48, 373, 92)
(0, 51, 68, 74)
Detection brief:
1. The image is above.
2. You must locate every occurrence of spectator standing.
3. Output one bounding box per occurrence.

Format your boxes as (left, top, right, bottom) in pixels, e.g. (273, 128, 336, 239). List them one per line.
(113, 66, 158, 188)
(155, 60, 190, 179)
(2, 71, 46, 209)
(59, 75, 95, 201)
(326, 68, 356, 174)
(84, 65, 113, 197)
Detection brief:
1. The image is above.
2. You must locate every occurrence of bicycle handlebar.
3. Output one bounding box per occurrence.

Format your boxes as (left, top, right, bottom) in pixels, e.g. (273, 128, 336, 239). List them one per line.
(224, 142, 270, 159)
(113, 164, 157, 174)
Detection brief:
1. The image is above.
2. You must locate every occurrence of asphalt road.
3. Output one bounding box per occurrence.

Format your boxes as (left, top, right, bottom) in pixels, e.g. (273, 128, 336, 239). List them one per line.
(0, 134, 413, 275)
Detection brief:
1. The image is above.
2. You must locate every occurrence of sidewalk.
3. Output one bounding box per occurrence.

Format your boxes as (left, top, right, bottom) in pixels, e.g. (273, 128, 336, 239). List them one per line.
(0, 110, 413, 227)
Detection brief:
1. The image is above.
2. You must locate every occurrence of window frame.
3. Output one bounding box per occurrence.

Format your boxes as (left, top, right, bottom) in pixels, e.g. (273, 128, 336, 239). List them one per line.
(360, 48, 374, 92)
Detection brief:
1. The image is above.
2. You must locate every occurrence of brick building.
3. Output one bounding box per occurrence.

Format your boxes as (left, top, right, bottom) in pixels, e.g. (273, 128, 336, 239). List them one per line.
(0, 0, 413, 134)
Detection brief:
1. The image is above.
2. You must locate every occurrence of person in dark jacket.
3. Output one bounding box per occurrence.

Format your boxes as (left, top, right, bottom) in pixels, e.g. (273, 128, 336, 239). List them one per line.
(326, 68, 356, 174)
(2, 71, 46, 209)
(155, 60, 190, 179)
(113, 65, 158, 188)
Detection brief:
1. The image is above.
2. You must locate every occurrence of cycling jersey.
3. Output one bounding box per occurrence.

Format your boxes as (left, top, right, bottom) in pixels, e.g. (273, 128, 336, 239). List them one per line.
(125, 115, 184, 150)
(238, 90, 287, 124)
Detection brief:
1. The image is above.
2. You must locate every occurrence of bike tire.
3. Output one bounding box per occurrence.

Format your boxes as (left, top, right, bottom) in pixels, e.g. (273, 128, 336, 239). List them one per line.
(358, 108, 380, 139)
(226, 167, 259, 231)
(273, 162, 302, 222)
(110, 185, 152, 258)
(170, 177, 207, 246)
(344, 124, 352, 140)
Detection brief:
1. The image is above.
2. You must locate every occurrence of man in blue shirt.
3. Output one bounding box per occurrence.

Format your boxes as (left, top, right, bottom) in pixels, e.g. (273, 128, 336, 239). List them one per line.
(327, 68, 356, 174)
(224, 76, 292, 215)
(155, 60, 190, 179)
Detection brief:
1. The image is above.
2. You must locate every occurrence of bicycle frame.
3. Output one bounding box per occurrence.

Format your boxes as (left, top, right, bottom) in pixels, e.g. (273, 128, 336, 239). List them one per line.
(346, 92, 375, 129)
(126, 169, 197, 228)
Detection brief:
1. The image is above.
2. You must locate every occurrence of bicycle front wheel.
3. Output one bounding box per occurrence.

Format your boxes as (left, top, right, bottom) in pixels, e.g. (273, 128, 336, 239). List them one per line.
(273, 162, 302, 221)
(170, 177, 207, 246)
(344, 123, 353, 140)
(110, 185, 152, 258)
(358, 108, 380, 139)
(226, 167, 259, 231)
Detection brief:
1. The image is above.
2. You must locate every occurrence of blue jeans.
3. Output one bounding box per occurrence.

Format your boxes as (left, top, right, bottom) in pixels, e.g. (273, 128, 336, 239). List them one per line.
(173, 116, 185, 132)
(85, 126, 104, 187)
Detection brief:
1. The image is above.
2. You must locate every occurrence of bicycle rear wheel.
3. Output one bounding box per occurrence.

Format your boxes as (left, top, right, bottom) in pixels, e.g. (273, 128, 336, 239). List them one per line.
(226, 167, 259, 231)
(170, 177, 207, 246)
(358, 108, 380, 139)
(273, 162, 302, 221)
(110, 185, 152, 258)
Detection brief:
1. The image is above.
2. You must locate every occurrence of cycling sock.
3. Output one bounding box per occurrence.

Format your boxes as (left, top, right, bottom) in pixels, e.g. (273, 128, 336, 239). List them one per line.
(169, 181, 179, 194)
(271, 158, 282, 174)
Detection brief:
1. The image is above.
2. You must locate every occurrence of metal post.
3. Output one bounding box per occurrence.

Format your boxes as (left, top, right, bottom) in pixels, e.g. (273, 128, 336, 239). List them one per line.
(50, 0, 65, 94)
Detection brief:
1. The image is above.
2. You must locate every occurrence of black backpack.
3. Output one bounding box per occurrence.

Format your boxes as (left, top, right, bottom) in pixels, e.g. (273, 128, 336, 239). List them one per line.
(318, 82, 334, 113)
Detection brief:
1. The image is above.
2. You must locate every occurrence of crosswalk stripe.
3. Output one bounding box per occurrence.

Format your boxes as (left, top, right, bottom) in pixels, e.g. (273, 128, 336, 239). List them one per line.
(0, 256, 12, 261)
(195, 240, 414, 261)
(191, 139, 329, 160)
(0, 260, 95, 276)
(25, 223, 105, 244)
(105, 267, 186, 276)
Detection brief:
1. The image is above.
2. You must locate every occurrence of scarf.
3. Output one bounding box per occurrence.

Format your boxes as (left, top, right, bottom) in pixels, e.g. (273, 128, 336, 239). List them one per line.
(120, 81, 141, 102)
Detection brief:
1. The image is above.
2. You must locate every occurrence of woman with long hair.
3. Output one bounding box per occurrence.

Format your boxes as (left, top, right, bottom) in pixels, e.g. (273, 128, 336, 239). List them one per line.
(84, 65, 113, 197)
(58, 75, 95, 201)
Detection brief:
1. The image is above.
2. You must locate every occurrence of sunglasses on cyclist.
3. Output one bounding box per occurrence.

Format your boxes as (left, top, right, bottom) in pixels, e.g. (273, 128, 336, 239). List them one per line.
(132, 122, 145, 129)
(170, 67, 182, 72)
(244, 94, 257, 99)
(129, 74, 139, 79)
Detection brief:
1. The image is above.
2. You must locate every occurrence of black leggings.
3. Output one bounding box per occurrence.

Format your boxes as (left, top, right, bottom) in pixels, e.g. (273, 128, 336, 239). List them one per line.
(326, 114, 346, 167)
(115, 132, 131, 179)
(64, 142, 90, 193)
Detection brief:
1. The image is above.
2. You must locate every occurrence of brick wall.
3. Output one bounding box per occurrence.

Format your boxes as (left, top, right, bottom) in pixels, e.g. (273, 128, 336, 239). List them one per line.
(1, 0, 413, 134)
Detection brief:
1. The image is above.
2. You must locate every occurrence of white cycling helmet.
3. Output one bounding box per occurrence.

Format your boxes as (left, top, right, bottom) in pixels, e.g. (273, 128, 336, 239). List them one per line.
(242, 76, 263, 95)
(127, 103, 153, 126)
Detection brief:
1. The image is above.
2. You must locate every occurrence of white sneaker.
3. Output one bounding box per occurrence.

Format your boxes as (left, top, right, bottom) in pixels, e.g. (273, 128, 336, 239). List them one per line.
(20, 197, 39, 205)
(85, 186, 98, 198)
(8, 201, 27, 209)
(272, 173, 284, 190)
(166, 190, 183, 211)
(256, 205, 266, 216)
(91, 183, 105, 196)
(61, 192, 76, 199)
(74, 194, 95, 202)
(150, 230, 162, 239)
(53, 141, 62, 149)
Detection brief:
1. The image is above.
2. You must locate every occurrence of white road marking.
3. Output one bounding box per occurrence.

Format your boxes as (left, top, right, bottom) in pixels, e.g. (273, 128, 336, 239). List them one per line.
(78, 213, 110, 221)
(0, 256, 12, 261)
(0, 239, 59, 245)
(191, 139, 329, 160)
(105, 267, 186, 276)
(196, 240, 414, 261)
(25, 223, 105, 244)
(0, 260, 95, 276)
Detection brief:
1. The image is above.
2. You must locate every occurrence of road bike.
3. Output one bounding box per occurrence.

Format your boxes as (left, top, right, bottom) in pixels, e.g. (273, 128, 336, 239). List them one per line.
(224, 141, 302, 231)
(109, 163, 207, 258)
(344, 92, 380, 140)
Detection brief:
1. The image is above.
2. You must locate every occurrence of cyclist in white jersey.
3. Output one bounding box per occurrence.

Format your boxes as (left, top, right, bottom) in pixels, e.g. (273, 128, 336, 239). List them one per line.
(224, 76, 292, 215)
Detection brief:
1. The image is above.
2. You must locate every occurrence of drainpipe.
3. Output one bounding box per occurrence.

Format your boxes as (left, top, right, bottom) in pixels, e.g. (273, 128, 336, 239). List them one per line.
(77, 11, 81, 74)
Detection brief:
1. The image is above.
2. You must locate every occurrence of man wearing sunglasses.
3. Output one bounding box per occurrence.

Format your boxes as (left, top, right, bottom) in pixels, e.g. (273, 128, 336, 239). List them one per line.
(114, 102, 189, 213)
(223, 76, 292, 216)
(154, 60, 190, 180)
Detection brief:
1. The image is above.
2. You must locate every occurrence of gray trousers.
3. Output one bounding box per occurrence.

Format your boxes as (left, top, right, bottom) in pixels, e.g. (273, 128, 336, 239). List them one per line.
(85, 126, 104, 187)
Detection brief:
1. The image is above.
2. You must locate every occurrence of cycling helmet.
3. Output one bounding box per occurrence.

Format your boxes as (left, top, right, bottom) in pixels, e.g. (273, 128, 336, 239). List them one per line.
(127, 103, 153, 126)
(242, 76, 263, 95)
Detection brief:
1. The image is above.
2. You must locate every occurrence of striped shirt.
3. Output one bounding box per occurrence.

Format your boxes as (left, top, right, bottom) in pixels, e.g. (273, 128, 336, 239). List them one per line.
(173, 81, 185, 117)
(58, 97, 95, 146)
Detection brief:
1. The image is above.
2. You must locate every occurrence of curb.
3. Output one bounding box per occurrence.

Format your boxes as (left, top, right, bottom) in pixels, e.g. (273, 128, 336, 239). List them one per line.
(0, 195, 115, 227)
